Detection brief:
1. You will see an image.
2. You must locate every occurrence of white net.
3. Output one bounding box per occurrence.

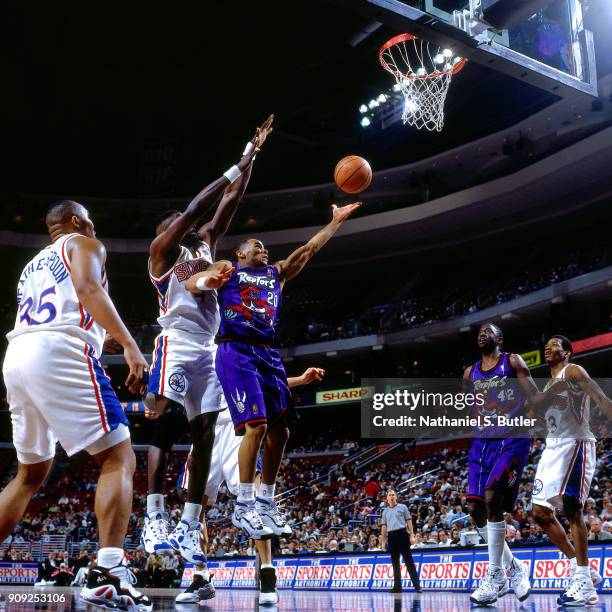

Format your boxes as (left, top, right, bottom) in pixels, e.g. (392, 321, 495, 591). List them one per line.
(380, 35, 464, 132)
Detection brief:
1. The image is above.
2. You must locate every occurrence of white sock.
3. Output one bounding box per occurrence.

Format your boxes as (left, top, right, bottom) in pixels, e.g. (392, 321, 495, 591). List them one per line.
(487, 520, 506, 570)
(477, 525, 489, 544)
(478, 525, 515, 568)
(576, 564, 589, 576)
(261, 563, 274, 570)
(238, 483, 255, 504)
(259, 483, 275, 501)
(147, 493, 164, 515)
(182, 502, 202, 523)
(195, 569, 210, 581)
(97, 547, 124, 569)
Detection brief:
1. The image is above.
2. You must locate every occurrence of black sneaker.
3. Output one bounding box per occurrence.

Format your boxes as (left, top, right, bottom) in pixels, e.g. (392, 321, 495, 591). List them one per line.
(80, 566, 122, 610)
(259, 567, 278, 606)
(175, 573, 205, 603)
(108, 563, 153, 612)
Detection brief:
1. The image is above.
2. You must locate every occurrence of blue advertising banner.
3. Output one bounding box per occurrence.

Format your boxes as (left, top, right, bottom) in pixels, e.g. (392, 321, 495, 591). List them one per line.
(181, 544, 612, 593)
(292, 556, 336, 590)
(0, 563, 38, 584)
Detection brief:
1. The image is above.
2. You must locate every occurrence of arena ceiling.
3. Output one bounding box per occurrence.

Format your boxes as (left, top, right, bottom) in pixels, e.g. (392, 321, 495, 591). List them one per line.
(6, 1, 609, 199)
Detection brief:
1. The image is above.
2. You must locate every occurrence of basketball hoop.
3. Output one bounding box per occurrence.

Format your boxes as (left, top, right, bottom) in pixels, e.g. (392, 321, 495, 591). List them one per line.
(379, 33, 466, 132)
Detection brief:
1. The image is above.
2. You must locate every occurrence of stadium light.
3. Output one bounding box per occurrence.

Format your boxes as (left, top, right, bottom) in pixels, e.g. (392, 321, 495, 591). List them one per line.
(404, 98, 418, 114)
(368, 99, 379, 109)
(377, 93, 387, 103)
(359, 104, 368, 113)
(360, 116, 371, 127)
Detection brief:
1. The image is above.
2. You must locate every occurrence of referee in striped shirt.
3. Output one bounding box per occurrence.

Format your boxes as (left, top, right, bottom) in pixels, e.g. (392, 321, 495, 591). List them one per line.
(380, 489, 421, 593)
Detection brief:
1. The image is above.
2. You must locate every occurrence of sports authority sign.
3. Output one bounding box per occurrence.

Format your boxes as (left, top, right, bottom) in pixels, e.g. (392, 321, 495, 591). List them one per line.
(0, 563, 38, 584)
(181, 544, 612, 592)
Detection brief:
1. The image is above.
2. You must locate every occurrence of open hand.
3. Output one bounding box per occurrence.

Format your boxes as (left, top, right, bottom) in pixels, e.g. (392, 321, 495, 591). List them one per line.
(204, 266, 235, 289)
(255, 114, 274, 148)
(332, 202, 361, 224)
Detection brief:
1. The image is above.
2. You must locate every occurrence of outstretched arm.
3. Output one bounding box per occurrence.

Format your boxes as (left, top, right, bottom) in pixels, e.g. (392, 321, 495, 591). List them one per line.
(274, 202, 360, 285)
(565, 364, 612, 419)
(68, 236, 148, 393)
(200, 115, 274, 250)
(508, 353, 566, 407)
(185, 260, 234, 294)
(150, 142, 259, 273)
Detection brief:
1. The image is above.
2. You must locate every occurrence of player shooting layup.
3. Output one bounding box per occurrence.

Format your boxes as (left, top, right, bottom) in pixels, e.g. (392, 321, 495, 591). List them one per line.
(532, 335, 611, 607)
(0, 201, 151, 611)
(141, 117, 273, 582)
(186, 202, 359, 602)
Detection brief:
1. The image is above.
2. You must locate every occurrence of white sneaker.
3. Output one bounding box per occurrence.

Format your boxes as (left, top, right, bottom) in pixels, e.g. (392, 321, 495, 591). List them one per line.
(470, 566, 505, 605)
(569, 560, 603, 586)
(169, 519, 207, 565)
(508, 557, 531, 601)
(255, 497, 292, 536)
(141, 511, 173, 554)
(232, 502, 274, 540)
(558, 573, 599, 607)
(175, 571, 215, 602)
(108, 564, 153, 612)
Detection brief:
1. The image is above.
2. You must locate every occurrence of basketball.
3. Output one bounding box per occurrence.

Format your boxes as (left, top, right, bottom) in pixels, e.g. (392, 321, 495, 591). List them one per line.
(334, 155, 372, 194)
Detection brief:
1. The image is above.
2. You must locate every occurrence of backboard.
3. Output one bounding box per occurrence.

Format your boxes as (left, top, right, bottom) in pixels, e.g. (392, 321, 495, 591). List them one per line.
(357, 0, 597, 98)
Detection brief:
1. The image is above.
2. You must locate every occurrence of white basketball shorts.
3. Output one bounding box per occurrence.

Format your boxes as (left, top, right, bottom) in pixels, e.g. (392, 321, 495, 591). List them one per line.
(178, 412, 241, 500)
(532, 438, 596, 510)
(2, 332, 130, 463)
(147, 329, 227, 421)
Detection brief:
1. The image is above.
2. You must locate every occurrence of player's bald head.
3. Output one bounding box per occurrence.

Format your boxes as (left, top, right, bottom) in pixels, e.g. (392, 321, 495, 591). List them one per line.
(45, 200, 89, 228)
(480, 322, 503, 340)
(45, 200, 94, 239)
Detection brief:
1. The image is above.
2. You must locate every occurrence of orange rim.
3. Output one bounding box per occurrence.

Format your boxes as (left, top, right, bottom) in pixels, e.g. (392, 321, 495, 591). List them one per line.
(379, 33, 466, 79)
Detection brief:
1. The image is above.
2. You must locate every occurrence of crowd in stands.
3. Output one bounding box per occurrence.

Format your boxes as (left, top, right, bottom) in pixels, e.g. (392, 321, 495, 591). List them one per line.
(277, 245, 610, 346)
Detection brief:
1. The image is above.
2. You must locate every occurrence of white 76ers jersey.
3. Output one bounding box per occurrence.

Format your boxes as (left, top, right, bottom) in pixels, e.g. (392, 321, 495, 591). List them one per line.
(6, 233, 106, 356)
(543, 364, 595, 441)
(149, 241, 219, 339)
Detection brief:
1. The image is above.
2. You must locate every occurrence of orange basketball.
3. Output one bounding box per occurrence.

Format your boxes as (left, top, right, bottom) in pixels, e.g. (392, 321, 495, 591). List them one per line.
(334, 155, 372, 194)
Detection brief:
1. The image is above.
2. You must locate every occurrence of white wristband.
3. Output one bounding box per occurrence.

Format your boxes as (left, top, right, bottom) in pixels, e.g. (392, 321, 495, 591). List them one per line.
(223, 165, 242, 184)
(196, 277, 211, 291)
(243, 140, 257, 162)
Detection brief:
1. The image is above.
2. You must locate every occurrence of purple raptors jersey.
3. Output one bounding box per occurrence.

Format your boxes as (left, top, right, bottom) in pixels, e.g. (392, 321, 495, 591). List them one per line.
(217, 263, 281, 344)
(469, 352, 526, 436)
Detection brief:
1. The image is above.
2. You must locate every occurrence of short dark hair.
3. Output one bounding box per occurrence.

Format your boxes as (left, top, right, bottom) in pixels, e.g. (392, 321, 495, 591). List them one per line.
(550, 334, 573, 356)
(233, 239, 251, 257)
(481, 322, 503, 342)
(45, 200, 87, 228)
(155, 210, 181, 232)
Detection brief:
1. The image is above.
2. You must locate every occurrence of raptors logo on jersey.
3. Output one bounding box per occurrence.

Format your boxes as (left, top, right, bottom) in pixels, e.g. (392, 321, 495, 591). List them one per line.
(7, 233, 107, 356)
(148, 241, 219, 338)
(217, 263, 281, 344)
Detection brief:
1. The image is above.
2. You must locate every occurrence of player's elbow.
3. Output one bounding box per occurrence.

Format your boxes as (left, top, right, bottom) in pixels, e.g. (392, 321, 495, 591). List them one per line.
(74, 280, 102, 302)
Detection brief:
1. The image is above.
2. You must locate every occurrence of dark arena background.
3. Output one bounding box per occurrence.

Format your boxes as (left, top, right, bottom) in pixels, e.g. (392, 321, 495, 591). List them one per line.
(2, 1, 612, 610)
